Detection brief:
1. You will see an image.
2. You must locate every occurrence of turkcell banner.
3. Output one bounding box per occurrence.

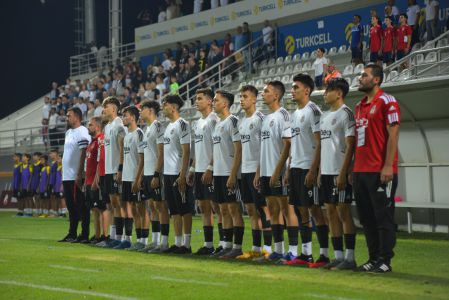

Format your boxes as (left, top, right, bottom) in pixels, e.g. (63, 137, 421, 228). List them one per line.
(278, 0, 449, 57)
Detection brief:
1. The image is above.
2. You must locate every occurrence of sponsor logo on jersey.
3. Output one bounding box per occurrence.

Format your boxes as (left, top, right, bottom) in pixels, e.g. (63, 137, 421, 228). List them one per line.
(212, 135, 221, 144)
(261, 130, 271, 140)
(269, 120, 275, 127)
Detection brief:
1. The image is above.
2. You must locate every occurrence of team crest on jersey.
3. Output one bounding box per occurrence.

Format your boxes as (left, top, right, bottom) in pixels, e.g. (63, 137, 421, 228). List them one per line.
(249, 123, 254, 130)
(269, 120, 274, 127)
(332, 119, 337, 125)
(300, 115, 305, 123)
(370, 105, 377, 115)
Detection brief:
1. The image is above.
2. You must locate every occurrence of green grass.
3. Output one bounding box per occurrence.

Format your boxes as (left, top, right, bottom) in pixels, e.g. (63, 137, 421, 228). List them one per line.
(0, 211, 448, 300)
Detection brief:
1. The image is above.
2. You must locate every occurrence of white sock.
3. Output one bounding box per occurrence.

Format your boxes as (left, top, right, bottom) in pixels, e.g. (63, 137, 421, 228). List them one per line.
(175, 235, 182, 247)
(152, 232, 160, 244)
(274, 241, 284, 254)
(302, 242, 312, 256)
(335, 250, 344, 260)
(116, 234, 122, 241)
(61, 208, 67, 214)
(345, 249, 355, 262)
(263, 245, 272, 253)
(219, 240, 225, 247)
(43, 209, 48, 214)
(224, 241, 232, 249)
(233, 244, 242, 250)
(125, 235, 131, 242)
(161, 235, 169, 247)
(320, 248, 329, 257)
(204, 241, 213, 248)
(142, 237, 148, 245)
(183, 234, 191, 248)
(288, 245, 298, 257)
(110, 225, 116, 240)
(252, 246, 262, 252)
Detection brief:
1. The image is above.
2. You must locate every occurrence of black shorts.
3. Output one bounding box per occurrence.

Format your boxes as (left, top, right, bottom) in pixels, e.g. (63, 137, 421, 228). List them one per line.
(141, 175, 162, 201)
(53, 191, 64, 199)
(19, 190, 30, 198)
(121, 181, 141, 202)
(288, 168, 320, 207)
(99, 176, 110, 204)
(240, 173, 266, 207)
(370, 51, 380, 62)
(351, 46, 362, 60)
(260, 176, 286, 197)
(194, 172, 214, 201)
(86, 185, 107, 210)
(319, 175, 353, 204)
(104, 173, 120, 195)
(39, 191, 50, 199)
(383, 52, 394, 63)
(213, 176, 239, 204)
(164, 174, 193, 216)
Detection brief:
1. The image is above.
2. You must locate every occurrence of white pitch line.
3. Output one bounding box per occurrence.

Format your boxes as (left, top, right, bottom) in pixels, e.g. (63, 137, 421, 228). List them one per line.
(49, 264, 100, 273)
(0, 280, 140, 300)
(304, 292, 363, 300)
(151, 275, 228, 287)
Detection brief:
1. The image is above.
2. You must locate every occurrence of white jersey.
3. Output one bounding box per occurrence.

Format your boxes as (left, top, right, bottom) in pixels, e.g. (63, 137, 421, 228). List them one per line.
(212, 114, 240, 176)
(104, 117, 126, 174)
(239, 111, 264, 174)
(320, 105, 355, 175)
(62, 126, 91, 181)
(260, 107, 291, 177)
(123, 127, 144, 182)
(290, 101, 322, 169)
(163, 118, 190, 176)
(142, 120, 165, 176)
(192, 112, 219, 173)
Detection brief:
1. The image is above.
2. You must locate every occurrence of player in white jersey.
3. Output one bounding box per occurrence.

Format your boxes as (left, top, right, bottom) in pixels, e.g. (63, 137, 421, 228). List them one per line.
(319, 78, 357, 270)
(210, 90, 244, 259)
(186, 88, 223, 255)
(101, 97, 127, 248)
(113, 106, 145, 250)
(287, 73, 329, 267)
(138, 101, 169, 253)
(162, 95, 193, 254)
(236, 85, 273, 260)
(255, 80, 298, 263)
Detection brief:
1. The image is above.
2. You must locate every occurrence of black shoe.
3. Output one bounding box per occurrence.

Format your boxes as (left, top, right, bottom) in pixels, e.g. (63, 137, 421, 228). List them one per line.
(58, 234, 76, 242)
(162, 245, 180, 253)
(370, 261, 392, 273)
(354, 260, 379, 272)
(72, 235, 89, 244)
(195, 246, 215, 255)
(173, 246, 192, 254)
(211, 245, 223, 255)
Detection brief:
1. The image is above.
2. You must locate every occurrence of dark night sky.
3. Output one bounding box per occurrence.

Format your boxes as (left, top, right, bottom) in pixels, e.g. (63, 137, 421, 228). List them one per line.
(0, 0, 188, 120)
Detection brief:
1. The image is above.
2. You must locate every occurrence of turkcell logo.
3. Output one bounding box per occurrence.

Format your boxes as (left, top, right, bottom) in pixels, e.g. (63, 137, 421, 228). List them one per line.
(285, 35, 295, 55)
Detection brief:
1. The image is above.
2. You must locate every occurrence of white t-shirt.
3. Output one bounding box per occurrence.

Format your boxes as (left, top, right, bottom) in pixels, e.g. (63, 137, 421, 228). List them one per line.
(407, 5, 420, 26)
(162, 59, 171, 71)
(42, 104, 50, 119)
(192, 112, 218, 173)
(142, 120, 165, 176)
(62, 126, 91, 181)
(425, 0, 439, 21)
(262, 26, 274, 45)
(320, 105, 355, 175)
(158, 11, 166, 23)
(239, 111, 264, 174)
(79, 90, 90, 99)
(156, 83, 166, 96)
(313, 56, 328, 77)
(104, 117, 126, 174)
(193, 0, 203, 13)
(123, 127, 144, 182)
(163, 118, 190, 176)
(260, 107, 291, 177)
(290, 101, 322, 169)
(212, 114, 240, 176)
(94, 106, 103, 117)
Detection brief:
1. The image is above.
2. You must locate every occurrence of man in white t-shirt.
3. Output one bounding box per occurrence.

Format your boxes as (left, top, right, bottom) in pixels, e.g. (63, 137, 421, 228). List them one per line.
(407, 0, 421, 46)
(59, 107, 91, 243)
(425, 0, 440, 41)
(319, 78, 357, 270)
(187, 89, 222, 255)
(286, 73, 329, 268)
(313, 48, 328, 90)
(162, 95, 192, 254)
(210, 90, 243, 259)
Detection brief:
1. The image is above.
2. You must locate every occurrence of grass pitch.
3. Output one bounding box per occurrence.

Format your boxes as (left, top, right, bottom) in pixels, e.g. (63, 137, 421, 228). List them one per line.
(0, 211, 448, 300)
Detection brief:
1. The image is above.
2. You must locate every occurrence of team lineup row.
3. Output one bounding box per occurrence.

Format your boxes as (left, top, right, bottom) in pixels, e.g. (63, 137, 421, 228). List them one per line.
(58, 64, 400, 273)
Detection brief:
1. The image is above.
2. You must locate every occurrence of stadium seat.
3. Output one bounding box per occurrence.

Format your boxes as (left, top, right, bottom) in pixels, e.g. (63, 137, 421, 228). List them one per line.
(238, 81, 246, 90)
(247, 80, 255, 86)
(223, 75, 232, 86)
(415, 53, 425, 65)
(283, 55, 292, 64)
(398, 69, 411, 81)
(350, 76, 359, 87)
(259, 59, 268, 69)
(425, 52, 437, 63)
(273, 76, 281, 81)
(302, 61, 312, 71)
(252, 61, 259, 71)
(285, 65, 294, 74)
(310, 50, 317, 59)
(276, 66, 285, 75)
(259, 69, 268, 77)
(389, 70, 399, 82)
(338, 45, 347, 54)
(342, 64, 354, 76)
(411, 42, 422, 53)
(293, 53, 301, 61)
(281, 75, 290, 84)
(344, 77, 352, 84)
(437, 38, 448, 48)
(255, 79, 264, 89)
(301, 52, 309, 60)
(268, 68, 276, 76)
(328, 47, 337, 56)
(268, 58, 276, 67)
(293, 63, 302, 73)
(354, 63, 364, 74)
(276, 57, 284, 65)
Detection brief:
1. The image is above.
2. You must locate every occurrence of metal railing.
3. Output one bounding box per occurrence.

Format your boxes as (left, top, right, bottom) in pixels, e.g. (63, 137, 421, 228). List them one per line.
(69, 42, 135, 77)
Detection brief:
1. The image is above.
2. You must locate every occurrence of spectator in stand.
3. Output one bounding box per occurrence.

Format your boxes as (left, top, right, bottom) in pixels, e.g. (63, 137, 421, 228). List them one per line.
(369, 16, 383, 65)
(242, 22, 252, 73)
(324, 61, 342, 85)
(162, 52, 172, 71)
(198, 48, 207, 72)
(49, 82, 59, 100)
(313, 47, 328, 90)
(397, 14, 412, 62)
(137, 9, 152, 26)
(87, 101, 95, 120)
(144, 81, 161, 101)
(166, 0, 179, 20)
(383, 16, 397, 66)
(385, 0, 399, 24)
(112, 72, 125, 96)
(94, 99, 103, 116)
(158, 5, 167, 23)
(425, 0, 440, 42)
(407, 0, 421, 47)
(262, 20, 275, 60)
(223, 33, 234, 59)
(179, 45, 190, 66)
(155, 75, 166, 96)
(61, 95, 70, 111)
(79, 84, 90, 100)
(194, 0, 203, 14)
(170, 74, 180, 95)
(351, 15, 364, 65)
(42, 97, 51, 121)
(48, 108, 58, 147)
(211, 0, 228, 9)
(56, 108, 67, 145)
(207, 40, 218, 67)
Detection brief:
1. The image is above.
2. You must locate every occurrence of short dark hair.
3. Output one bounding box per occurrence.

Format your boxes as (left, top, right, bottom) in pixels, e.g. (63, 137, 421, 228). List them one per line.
(67, 107, 83, 121)
(365, 63, 384, 85)
(164, 94, 184, 110)
(215, 90, 235, 107)
(23, 153, 31, 160)
(14, 153, 22, 159)
(102, 96, 121, 111)
(33, 152, 42, 157)
(141, 100, 161, 115)
(326, 78, 350, 98)
(196, 88, 215, 100)
(372, 15, 380, 23)
(123, 106, 140, 123)
(385, 16, 393, 22)
(400, 13, 408, 19)
(354, 14, 361, 21)
(267, 81, 285, 99)
(318, 47, 325, 53)
(293, 73, 315, 94)
(50, 149, 59, 154)
(41, 154, 48, 162)
(240, 85, 258, 97)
